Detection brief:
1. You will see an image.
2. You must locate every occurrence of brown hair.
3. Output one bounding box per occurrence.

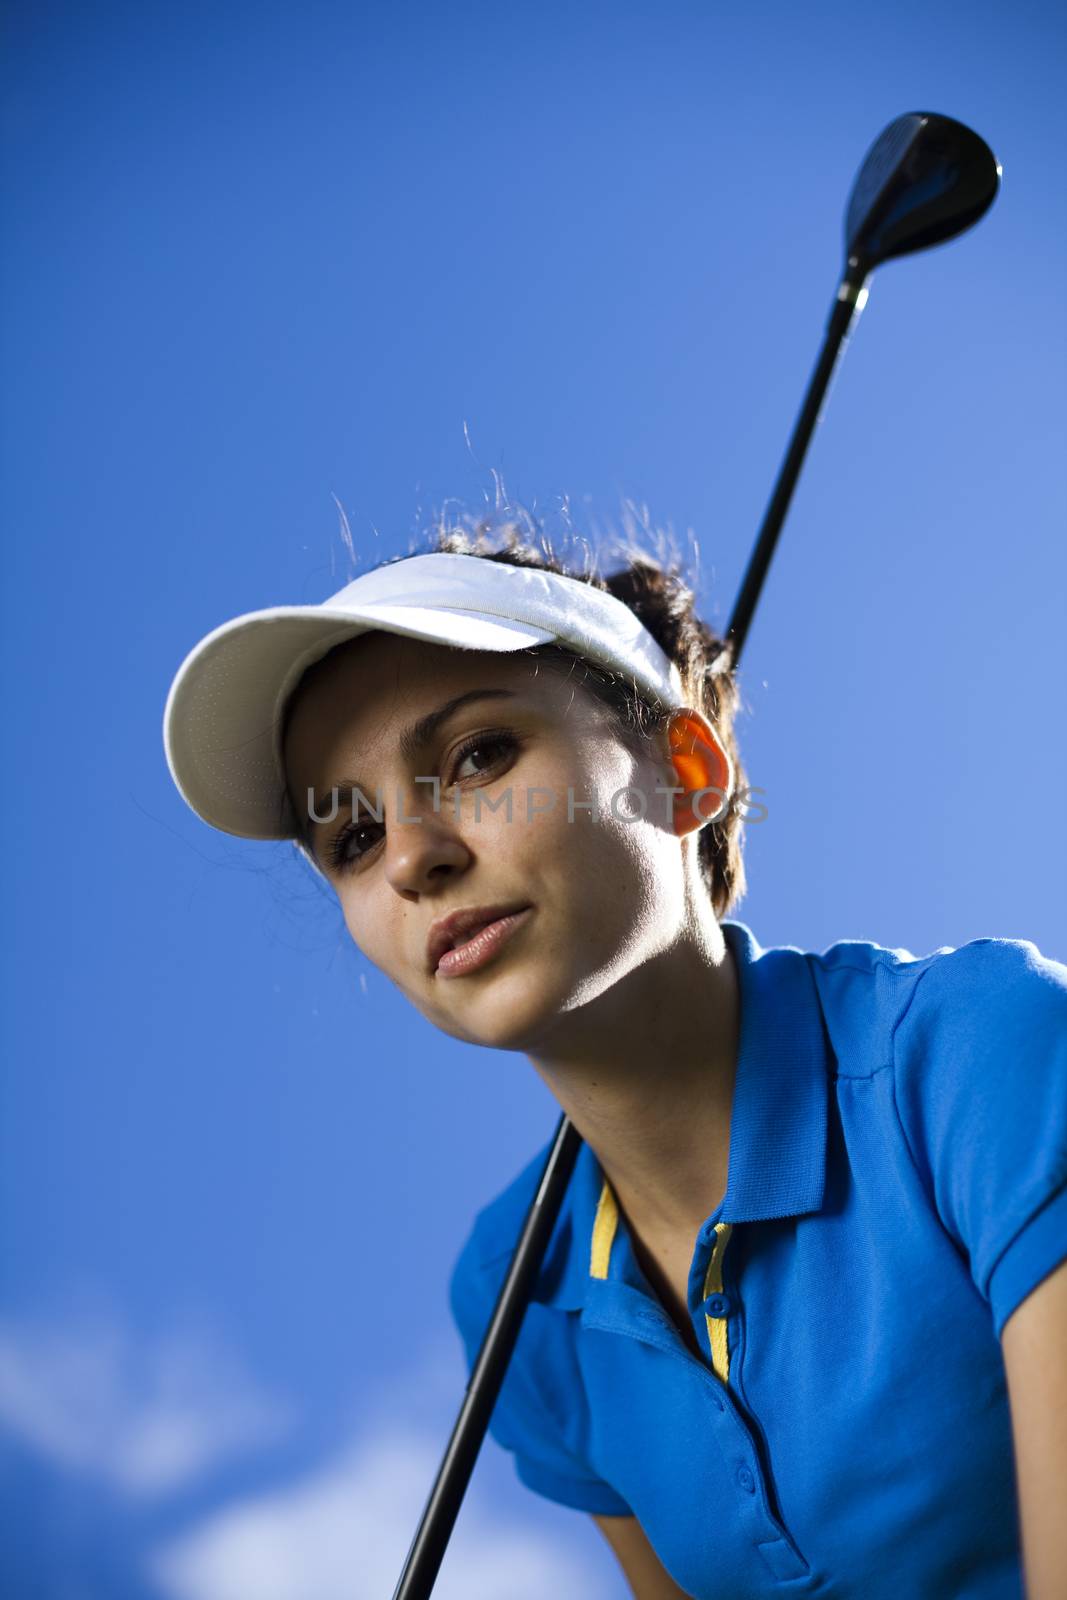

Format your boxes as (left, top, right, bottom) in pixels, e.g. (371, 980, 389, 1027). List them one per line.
(285, 498, 750, 918)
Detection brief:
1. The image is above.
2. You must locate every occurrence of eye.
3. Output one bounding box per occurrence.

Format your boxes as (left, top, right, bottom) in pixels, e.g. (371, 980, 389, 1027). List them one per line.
(324, 817, 384, 875)
(449, 729, 520, 785)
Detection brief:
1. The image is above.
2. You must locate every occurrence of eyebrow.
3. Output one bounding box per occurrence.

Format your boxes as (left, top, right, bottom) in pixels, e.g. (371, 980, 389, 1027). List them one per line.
(305, 688, 520, 850)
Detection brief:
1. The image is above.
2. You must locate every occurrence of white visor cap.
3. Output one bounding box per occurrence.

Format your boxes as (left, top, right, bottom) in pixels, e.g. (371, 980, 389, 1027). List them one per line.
(163, 550, 693, 841)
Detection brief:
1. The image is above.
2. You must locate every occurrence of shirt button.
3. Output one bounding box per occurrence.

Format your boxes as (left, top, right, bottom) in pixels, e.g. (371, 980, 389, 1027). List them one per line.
(706, 1294, 730, 1318)
(737, 1466, 756, 1494)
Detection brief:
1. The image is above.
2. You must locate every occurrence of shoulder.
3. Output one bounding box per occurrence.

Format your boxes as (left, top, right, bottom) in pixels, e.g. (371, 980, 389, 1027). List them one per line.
(445, 1138, 633, 1516)
(448, 1134, 556, 1337)
(884, 930, 1067, 1159)
(801, 929, 1067, 1079)
(456, 1134, 556, 1267)
(889, 933, 1067, 1058)
(801, 929, 1067, 1336)
(882, 934, 1067, 1328)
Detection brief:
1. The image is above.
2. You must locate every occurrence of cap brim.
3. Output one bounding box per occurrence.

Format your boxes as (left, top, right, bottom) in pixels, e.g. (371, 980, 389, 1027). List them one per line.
(162, 601, 556, 840)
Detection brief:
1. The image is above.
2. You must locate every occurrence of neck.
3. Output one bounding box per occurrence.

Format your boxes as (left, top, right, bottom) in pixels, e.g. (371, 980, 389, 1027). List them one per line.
(525, 907, 740, 1251)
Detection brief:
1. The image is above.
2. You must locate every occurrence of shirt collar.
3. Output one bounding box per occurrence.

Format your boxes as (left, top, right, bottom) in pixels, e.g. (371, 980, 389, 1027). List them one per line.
(472, 919, 831, 1311)
(715, 918, 830, 1226)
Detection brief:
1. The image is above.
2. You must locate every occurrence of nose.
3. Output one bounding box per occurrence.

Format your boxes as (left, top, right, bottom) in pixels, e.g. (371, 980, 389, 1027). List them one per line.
(384, 792, 470, 897)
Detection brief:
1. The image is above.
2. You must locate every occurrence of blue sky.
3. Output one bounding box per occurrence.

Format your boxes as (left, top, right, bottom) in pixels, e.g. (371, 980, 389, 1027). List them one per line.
(2, 2, 1064, 1595)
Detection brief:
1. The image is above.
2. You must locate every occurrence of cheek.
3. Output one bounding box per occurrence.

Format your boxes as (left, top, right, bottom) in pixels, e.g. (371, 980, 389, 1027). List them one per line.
(585, 763, 686, 916)
(339, 897, 389, 967)
(530, 752, 667, 891)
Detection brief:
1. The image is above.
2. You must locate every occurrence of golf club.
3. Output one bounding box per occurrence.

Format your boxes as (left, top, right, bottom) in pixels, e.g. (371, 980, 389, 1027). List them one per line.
(392, 110, 1001, 1600)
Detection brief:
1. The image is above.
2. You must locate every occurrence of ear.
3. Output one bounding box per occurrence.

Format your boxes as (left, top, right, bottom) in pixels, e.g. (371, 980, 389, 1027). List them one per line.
(660, 709, 733, 838)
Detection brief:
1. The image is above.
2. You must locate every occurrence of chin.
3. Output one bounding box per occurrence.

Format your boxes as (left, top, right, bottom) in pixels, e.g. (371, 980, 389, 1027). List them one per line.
(431, 968, 568, 1054)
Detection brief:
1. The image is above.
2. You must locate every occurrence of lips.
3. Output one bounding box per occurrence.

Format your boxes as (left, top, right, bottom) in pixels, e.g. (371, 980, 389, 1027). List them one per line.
(426, 904, 531, 974)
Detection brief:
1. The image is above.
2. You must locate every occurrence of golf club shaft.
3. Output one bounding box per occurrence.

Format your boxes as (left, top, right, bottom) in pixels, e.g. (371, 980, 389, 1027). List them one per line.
(391, 1113, 583, 1598)
(391, 265, 871, 1600)
(726, 263, 869, 663)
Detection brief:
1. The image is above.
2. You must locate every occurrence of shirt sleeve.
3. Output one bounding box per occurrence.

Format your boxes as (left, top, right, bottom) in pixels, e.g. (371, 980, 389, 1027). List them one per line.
(890, 936, 1067, 1338)
(448, 1225, 633, 1516)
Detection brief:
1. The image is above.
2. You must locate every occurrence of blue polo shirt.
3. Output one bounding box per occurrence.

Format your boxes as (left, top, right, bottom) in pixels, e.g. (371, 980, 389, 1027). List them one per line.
(449, 919, 1067, 1598)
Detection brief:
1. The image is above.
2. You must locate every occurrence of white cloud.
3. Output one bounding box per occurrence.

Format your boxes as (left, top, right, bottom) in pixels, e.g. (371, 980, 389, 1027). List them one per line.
(0, 1302, 621, 1597)
(147, 1420, 618, 1600)
(0, 1304, 293, 1497)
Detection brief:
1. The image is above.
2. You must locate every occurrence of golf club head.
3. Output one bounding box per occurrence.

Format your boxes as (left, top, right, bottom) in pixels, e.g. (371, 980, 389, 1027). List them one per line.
(844, 112, 1001, 276)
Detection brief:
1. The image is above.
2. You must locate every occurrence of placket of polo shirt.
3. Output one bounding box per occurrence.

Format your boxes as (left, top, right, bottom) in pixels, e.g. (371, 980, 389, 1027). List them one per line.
(586, 1177, 736, 1387)
(582, 1178, 811, 1586)
(696, 1221, 734, 1381)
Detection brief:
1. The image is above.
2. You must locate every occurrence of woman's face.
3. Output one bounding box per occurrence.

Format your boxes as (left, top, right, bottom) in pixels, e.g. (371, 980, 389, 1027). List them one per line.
(282, 632, 701, 1053)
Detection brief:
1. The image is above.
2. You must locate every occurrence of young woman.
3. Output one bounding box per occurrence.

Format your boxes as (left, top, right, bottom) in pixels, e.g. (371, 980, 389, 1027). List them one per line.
(164, 521, 1067, 1599)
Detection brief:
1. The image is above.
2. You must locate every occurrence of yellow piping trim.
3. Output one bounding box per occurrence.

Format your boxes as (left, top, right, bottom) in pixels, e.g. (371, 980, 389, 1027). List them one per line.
(590, 1179, 619, 1279)
(589, 1184, 733, 1388)
(702, 1222, 733, 1383)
